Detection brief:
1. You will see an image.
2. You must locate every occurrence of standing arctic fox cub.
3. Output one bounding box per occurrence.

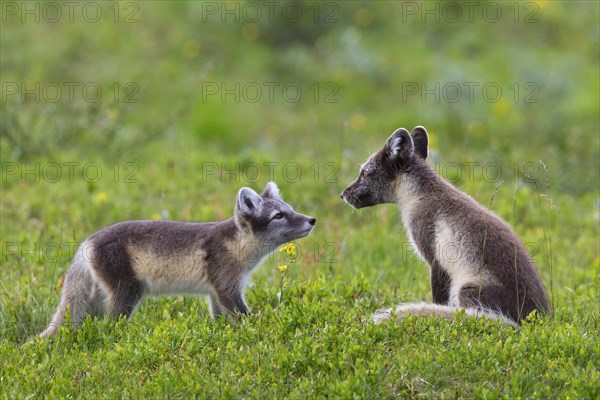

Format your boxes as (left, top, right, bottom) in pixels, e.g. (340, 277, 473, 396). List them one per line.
(341, 126, 550, 326)
(40, 182, 316, 338)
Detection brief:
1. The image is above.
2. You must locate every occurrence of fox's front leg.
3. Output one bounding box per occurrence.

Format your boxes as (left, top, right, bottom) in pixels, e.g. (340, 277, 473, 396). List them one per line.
(430, 261, 451, 305)
(208, 293, 223, 318)
(215, 286, 250, 316)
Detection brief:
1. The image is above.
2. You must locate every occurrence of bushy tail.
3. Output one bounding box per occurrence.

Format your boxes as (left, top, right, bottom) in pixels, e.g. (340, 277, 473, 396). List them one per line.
(372, 302, 519, 328)
(39, 243, 99, 338)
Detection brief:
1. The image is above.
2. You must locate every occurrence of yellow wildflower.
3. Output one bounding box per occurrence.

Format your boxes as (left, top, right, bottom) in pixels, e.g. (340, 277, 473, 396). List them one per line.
(96, 192, 108, 203)
(493, 98, 510, 117)
(280, 243, 297, 257)
(277, 264, 288, 273)
(107, 108, 118, 120)
(150, 213, 162, 220)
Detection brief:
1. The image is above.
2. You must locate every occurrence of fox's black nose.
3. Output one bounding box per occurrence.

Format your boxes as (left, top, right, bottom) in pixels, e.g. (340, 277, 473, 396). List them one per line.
(308, 218, 317, 226)
(339, 192, 344, 199)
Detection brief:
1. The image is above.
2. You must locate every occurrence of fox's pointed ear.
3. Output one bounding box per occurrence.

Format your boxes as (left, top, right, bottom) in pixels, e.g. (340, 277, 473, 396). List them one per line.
(385, 128, 414, 160)
(236, 187, 263, 217)
(261, 181, 281, 198)
(411, 126, 429, 159)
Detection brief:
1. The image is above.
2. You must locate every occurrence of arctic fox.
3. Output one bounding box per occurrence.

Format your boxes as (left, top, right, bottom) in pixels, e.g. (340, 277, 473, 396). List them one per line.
(341, 126, 550, 326)
(40, 182, 316, 338)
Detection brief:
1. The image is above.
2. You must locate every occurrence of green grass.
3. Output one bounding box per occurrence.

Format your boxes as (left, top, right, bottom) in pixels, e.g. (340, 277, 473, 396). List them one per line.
(1, 1, 599, 399)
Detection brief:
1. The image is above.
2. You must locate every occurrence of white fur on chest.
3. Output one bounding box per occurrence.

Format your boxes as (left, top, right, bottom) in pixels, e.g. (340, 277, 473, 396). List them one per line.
(434, 219, 497, 306)
(396, 177, 425, 262)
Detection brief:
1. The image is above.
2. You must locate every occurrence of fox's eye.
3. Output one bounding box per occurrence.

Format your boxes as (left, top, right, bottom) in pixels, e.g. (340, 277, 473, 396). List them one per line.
(272, 213, 284, 220)
(362, 170, 369, 177)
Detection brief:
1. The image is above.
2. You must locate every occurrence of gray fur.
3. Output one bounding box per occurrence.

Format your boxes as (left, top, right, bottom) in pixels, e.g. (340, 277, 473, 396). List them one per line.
(341, 126, 550, 326)
(40, 182, 316, 338)
(372, 303, 519, 328)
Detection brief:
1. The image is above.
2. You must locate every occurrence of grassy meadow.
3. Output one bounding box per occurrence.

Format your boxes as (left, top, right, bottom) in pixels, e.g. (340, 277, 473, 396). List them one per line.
(1, 1, 599, 398)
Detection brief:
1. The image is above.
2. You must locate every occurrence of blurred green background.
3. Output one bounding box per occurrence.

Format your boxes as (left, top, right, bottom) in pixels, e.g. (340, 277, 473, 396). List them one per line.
(2, 1, 598, 191)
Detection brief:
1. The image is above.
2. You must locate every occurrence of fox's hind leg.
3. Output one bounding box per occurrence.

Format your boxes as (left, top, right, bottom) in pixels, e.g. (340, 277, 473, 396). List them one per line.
(88, 282, 109, 317)
(108, 281, 143, 320)
(459, 285, 520, 324)
(91, 241, 144, 320)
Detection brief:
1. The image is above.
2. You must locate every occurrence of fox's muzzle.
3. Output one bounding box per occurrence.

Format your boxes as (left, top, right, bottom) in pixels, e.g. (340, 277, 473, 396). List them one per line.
(340, 186, 377, 209)
(295, 215, 317, 238)
(305, 215, 317, 231)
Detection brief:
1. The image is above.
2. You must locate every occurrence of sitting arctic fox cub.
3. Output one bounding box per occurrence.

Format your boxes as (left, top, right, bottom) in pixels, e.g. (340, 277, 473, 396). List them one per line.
(341, 126, 550, 326)
(40, 182, 316, 338)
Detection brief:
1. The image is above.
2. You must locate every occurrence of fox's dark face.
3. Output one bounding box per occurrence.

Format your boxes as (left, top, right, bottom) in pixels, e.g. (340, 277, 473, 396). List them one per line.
(235, 182, 316, 247)
(341, 126, 429, 209)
